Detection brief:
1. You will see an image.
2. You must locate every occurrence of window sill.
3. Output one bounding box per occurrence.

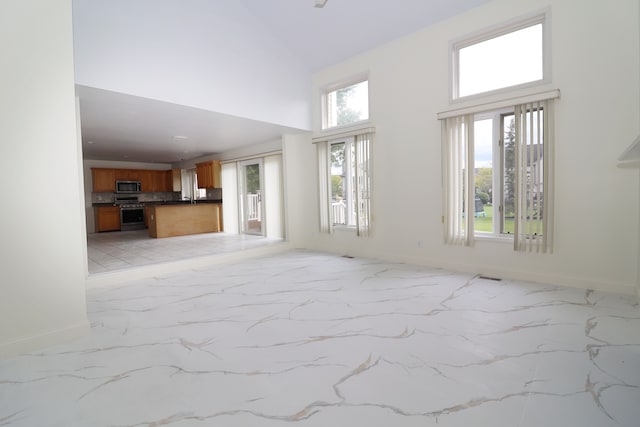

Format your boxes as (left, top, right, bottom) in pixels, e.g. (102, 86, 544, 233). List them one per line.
(332, 225, 357, 232)
(313, 121, 375, 143)
(474, 233, 513, 243)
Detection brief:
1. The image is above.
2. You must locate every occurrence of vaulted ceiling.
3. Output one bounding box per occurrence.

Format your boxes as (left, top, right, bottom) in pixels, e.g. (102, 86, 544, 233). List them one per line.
(76, 0, 491, 163)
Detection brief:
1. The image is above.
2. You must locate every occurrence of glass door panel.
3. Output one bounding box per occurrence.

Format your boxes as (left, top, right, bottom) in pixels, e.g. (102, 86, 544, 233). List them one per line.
(238, 159, 263, 235)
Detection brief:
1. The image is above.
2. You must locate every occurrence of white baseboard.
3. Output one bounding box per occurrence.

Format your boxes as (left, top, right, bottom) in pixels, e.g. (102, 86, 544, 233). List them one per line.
(0, 320, 90, 359)
(313, 246, 638, 298)
(379, 252, 637, 297)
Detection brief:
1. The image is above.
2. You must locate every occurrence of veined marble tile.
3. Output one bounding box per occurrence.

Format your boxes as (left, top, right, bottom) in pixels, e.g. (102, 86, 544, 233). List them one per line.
(1, 250, 639, 426)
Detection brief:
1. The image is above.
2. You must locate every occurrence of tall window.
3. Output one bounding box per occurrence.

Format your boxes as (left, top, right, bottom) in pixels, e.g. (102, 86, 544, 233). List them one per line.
(323, 78, 369, 129)
(442, 97, 555, 252)
(472, 110, 545, 237)
(181, 169, 206, 201)
(317, 132, 372, 236)
(452, 13, 548, 100)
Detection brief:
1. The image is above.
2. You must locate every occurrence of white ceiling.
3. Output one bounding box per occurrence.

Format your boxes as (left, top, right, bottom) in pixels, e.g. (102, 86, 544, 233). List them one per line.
(77, 0, 490, 164)
(78, 85, 302, 163)
(242, 0, 490, 72)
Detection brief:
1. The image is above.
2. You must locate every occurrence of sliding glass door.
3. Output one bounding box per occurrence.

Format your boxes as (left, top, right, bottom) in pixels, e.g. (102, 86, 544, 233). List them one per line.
(238, 159, 264, 235)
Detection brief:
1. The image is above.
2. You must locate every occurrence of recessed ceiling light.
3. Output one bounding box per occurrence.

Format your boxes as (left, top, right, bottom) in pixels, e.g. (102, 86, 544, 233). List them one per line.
(87, 140, 95, 144)
(173, 135, 189, 142)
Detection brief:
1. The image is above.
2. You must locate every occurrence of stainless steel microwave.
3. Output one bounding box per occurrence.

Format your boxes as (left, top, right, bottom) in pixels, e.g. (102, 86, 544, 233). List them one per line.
(115, 180, 141, 193)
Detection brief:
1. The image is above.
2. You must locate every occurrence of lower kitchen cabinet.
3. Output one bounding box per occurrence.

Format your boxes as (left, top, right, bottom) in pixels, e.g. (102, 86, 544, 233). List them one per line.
(95, 206, 121, 232)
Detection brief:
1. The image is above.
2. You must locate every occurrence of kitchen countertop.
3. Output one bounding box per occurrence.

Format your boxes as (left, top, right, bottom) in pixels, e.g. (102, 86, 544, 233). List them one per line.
(92, 199, 222, 207)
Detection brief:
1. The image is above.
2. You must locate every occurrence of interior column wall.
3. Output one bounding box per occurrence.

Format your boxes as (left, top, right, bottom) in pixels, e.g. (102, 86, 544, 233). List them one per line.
(264, 155, 285, 239)
(0, 0, 89, 356)
(221, 163, 239, 234)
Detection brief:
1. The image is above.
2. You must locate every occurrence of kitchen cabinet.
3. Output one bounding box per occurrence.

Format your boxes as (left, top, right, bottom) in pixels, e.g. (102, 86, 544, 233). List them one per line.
(113, 169, 128, 182)
(150, 170, 172, 192)
(164, 170, 173, 192)
(114, 169, 141, 182)
(126, 170, 173, 192)
(195, 160, 221, 188)
(92, 168, 115, 192)
(92, 168, 177, 193)
(95, 206, 121, 232)
(140, 170, 153, 192)
(147, 203, 222, 238)
(172, 168, 182, 192)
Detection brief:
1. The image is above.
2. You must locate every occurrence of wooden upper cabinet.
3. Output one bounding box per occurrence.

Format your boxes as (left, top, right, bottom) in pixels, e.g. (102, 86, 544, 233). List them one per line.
(195, 160, 221, 188)
(113, 169, 128, 182)
(126, 169, 142, 181)
(92, 168, 115, 192)
(92, 167, 177, 193)
(114, 169, 141, 182)
(165, 170, 173, 192)
(139, 170, 153, 192)
(151, 170, 170, 192)
(172, 168, 182, 192)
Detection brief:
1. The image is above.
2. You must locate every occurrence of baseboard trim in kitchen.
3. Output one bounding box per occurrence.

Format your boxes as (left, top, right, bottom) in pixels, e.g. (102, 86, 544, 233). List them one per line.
(86, 241, 293, 288)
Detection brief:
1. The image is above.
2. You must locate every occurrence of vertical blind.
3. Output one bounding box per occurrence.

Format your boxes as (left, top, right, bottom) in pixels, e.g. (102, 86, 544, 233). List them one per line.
(442, 114, 475, 246)
(513, 99, 554, 253)
(440, 93, 556, 253)
(316, 131, 372, 236)
(317, 141, 332, 234)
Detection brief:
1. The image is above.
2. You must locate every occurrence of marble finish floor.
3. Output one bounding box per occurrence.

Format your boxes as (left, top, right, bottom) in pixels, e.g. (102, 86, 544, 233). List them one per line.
(1, 251, 639, 426)
(88, 230, 282, 274)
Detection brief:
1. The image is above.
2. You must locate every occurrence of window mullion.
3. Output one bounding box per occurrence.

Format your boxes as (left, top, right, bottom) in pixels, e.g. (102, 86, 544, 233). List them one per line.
(492, 112, 501, 237)
(345, 141, 354, 226)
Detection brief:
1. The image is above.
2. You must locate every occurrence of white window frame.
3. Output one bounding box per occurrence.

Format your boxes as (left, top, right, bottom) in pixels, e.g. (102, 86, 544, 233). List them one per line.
(450, 10, 551, 102)
(181, 168, 206, 201)
(473, 110, 502, 239)
(440, 93, 557, 252)
(322, 74, 370, 130)
(329, 136, 356, 228)
(314, 125, 374, 237)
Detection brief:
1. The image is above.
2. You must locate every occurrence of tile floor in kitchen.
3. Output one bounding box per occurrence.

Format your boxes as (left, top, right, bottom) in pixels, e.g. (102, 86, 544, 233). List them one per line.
(1, 250, 639, 426)
(87, 229, 284, 274)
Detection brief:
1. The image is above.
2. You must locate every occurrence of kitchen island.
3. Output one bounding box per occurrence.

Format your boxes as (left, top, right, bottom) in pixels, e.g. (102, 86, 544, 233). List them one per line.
(147, 203, 222, 238)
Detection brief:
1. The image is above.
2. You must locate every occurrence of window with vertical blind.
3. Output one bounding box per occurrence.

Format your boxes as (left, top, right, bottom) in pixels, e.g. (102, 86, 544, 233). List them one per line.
(440, 92, 557, 253)
(315, 128, 373, 236)
(181, 169, 205, 201)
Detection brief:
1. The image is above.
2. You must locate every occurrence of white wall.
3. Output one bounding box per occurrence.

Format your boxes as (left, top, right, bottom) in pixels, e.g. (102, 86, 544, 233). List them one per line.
(282, 133, 316, 247)
(221, 163, 239, 234)
(72, 0, 311, 130)
(285, 0, 640, 294)
(264, 155, 285, 239)
(0, 0, 89, 356)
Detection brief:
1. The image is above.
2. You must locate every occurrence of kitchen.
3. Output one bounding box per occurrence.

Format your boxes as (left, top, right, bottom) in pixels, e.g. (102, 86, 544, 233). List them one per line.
(79, 86, 294, 251)
(90, 160, 223, 237)
(83, 151, 287, 277)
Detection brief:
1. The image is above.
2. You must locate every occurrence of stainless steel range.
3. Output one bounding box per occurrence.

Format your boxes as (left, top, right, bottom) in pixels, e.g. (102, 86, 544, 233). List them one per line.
(115, 196, 145, 231)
